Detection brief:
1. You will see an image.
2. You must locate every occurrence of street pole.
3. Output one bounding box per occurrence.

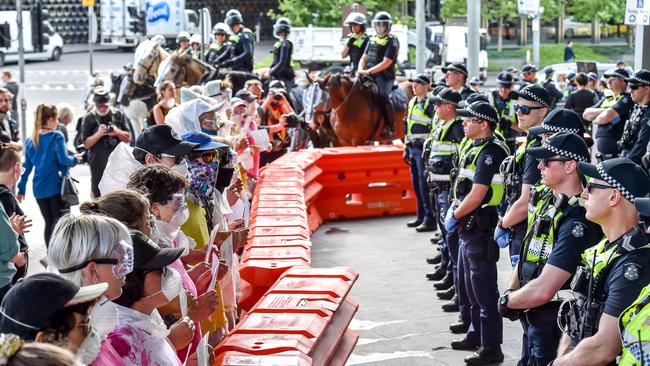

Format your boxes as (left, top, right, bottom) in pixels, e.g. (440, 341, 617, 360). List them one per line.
(415, 0, 425, 72)
(635, 25, 645, 69)
(88, 6, 94, 75)
(16, 0, 26, 142)
(466, 0, 480, 79)
(532, 12, 541, 66)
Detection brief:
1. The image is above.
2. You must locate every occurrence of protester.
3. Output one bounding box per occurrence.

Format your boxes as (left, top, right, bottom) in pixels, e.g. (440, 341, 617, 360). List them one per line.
(17, 104, 80, 246)
(152, 81, 178, 125)
(0, 335, 78, 366)
(0, 89, 19, 149)
(1, 71, 18, 119)
(564, 72, 598, 128)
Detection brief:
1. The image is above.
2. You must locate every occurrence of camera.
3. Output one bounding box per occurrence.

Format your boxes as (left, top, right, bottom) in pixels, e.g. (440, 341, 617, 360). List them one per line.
(283, 113, 301, 128)
(273, 93, 282, 101)
(107, 125, 114, 133)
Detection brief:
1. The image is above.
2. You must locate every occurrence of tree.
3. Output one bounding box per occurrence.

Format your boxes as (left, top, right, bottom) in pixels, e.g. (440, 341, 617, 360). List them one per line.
(567, 0, 626, 43)
(275, 0, 406, 27)
(440, 0, 466, 20)
(486, 0, 516, 52)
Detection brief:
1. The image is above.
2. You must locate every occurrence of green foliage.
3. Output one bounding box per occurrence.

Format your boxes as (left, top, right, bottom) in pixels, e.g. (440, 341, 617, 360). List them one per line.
(275, 0, 405, 27)
(440, 0, 466, 19)
(485, 0, 517, 21)
(487, 43, 622, 71)
(567, 0, 626, 23)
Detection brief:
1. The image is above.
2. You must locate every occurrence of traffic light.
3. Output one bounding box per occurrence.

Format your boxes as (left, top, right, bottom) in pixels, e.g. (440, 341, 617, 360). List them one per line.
(127, 6, 145, 34)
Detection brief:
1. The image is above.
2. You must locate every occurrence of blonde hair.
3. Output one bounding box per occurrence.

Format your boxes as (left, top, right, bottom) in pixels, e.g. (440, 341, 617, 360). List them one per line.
(55, 103, 75, 125)
(32, 104, 57, 149)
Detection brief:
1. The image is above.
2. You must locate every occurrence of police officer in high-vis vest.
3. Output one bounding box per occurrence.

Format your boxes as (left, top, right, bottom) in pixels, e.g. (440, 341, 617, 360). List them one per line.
(442, 63, 476, 101)
(444, 101, 509, 365)
(404, 73, 436, 232)
(583, 69, 633, 161)
(357, 11, 399, 137)
(341, 12, 369, 75)
(207, 23, 232, 66)
(175, 31, 191, 52)
(189, 34, 203, 60)
(497, 85, 550, 268)
(552, 158, 650, 366)
(268, 18, 294, 90)
(498, 132, 602, 366)
(488, 72, 520, 154)
(425, 88, 465, 312)
(619, 70, 650, 165)
(220, 9, 255, 73)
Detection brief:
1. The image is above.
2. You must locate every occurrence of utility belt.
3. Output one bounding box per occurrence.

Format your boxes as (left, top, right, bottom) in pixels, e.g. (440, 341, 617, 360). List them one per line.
(406, 136, 426, 149)
(558, 266, 603, 343)
(427, 173, 451, 191)
(456, 204, 500, 262)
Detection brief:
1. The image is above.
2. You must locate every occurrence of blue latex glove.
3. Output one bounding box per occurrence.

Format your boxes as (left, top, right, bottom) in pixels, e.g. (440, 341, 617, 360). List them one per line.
(494, 226, 511, 248)
(510, 255, 520, 269)
(444, 206, 459, 232)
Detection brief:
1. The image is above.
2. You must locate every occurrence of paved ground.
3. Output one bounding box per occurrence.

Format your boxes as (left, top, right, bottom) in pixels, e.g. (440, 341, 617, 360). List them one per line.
(312, 216, 523, 366)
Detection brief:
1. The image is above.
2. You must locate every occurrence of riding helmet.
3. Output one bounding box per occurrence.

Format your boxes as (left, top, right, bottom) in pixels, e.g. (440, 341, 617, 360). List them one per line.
(176, 31, 190, 43)
(225, 9, 243, 26)
(344, 12, 367, 31)
(372, 11, 392, 32)
(212, 22, 230, 35)
(273, 18, 292, 38)
(189, 34, 202, 45)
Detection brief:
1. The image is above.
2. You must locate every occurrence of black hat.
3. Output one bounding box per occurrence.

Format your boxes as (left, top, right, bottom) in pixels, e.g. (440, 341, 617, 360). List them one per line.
(435, 76, 447, 87)
(496, 72, 514, 86)
(529, 108, 585, 136)
(544, 67, 555, 75)
(430, 87, 461, 105)
(578, 158, 650, 202)
(456, 101, 499, 125)
(93, 87, 110, 104)
(587, 72, 599, 81)
(521, 64, 538, 73)
(442, 63, 468, 77)
(567, 72, 576, 81)
(136, 125, 199, 158)
(409, 73, 431, 85)
(625, 69, 650, 86)
(235, 89, 256, 103)
(634, 197, 650, 216)
(0, 273, 108, 339)
(509, 84, 551, 108)
(458, 92, 489, 108)
(506, 67, 518, 73)
(431, 85, 446, 96)
(527, 132, 589, 162)
(131, 231, 184, 270)
(468, 77, 481, 86)
(603, 69, 630, 79)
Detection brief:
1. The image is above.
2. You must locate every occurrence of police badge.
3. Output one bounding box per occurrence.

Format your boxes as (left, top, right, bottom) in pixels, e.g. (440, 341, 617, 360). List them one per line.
(624, 263, 640, 281)
(571, 222, 585, 238)
(485, 155, 493, 166)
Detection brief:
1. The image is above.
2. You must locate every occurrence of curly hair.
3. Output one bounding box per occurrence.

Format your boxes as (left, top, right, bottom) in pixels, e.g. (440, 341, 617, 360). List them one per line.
(126, 165, 188, 205)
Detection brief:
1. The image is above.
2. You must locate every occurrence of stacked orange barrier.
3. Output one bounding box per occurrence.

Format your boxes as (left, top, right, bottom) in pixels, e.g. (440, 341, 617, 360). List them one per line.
(229, 146, 415, 365)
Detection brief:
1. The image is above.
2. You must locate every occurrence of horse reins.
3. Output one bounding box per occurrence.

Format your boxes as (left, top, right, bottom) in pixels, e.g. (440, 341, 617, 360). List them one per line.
(331, 77, 360, 114)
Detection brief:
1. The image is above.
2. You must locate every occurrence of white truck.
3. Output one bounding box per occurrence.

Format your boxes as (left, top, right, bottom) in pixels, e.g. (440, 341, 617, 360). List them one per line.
(0, 11, 64, 66)
(99, 0, 200, 48)
(424, 25, 489, 82)
(289, 24, 411, 67)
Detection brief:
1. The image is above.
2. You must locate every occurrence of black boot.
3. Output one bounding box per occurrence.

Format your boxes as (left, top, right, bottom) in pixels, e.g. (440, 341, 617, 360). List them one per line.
(433, 272, 453, 290)
(451, 338, 479, 351)
(464, 346, 504, 366)
(449, 320, 470, 334)
(426, 254, 441, 265)
(432, 230, 443, 241)
(426, 266, 446, 281)
(436, 287, 455, 300)
(406, 218, 422, 228)
(380, 100, 395, 138)
(441, 294, 459, 312)
(416, 217, 437, 232)
(430, 236, 442, 244)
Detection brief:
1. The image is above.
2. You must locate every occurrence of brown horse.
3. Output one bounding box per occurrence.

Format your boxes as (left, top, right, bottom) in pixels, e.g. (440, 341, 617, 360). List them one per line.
(319, 73, 406, 146)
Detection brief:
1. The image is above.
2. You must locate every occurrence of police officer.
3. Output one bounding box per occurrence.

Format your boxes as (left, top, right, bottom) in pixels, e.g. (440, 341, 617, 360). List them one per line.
(498, 132, 602, 366)
(220, 9, 255, 73)
(207, 23, 232, 66)
(189, 34, 203, 59)
(404, 73, 436, 232)
(497, 85, 550, 267)
(583, 69, 634, 161)
(442, 63, 475, 101)
(518, 64, 538, 89)
(426, 88, 466, 315)
(444, 101, 509, 365)
(542, 67, 564, 110)
(268, 18, 295, 90)
(619, 70, 650, 165)
(176, 31, 191, 52)
(552, 158, 650, 365)
(488, 72, 520, 153)
(358, 11, 399, 137)
(341, 12, 369, 75)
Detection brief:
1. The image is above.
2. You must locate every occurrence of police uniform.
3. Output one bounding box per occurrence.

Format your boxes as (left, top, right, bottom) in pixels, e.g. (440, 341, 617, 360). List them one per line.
(450, 102, 509, 360)
(489, 72, 519, 153)
(620, 70, 650, 164)
(364, 33, 399, 98)
(542, 69, 563, 110)
(618, 284, 650, 365)
(442, 63, 476, 101)
(346, 32, 369, 74)
(559, 159, 650, 351)
(269, 38, 295, 89)
(206, 40, 232, 66)
(501, 133, 603, 366)
(224, 27, 255, 72)
(405, 74, 435, 228)
(594, 88, 633, 160)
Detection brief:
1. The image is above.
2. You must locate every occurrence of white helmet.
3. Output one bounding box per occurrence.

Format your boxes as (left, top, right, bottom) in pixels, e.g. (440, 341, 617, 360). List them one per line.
(189, 34, 202, 44)
(176, 31, 191, 43)
(212, 22, 230, 35)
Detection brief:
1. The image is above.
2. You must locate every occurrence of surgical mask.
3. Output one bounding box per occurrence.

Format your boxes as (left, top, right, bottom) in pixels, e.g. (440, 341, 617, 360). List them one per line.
(89, 296, 118, 338)
(161, 267, 182, 301)
(171, 161, 188, 176)
(76, 327, 102, 365)
(169, 203, 189, 227)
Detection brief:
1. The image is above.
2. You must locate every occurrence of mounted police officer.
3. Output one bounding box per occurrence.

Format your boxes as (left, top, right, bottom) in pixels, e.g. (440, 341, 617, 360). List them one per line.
(404, 73, 436, 232)
(552, 158, 650, 365)
(496, 85, 550, 268)
(619, 70, 650, 165)
(189, 34, 203, 60)
(444, 101, 509, 365)
(175, 31, 191, 52)
(220, 9, 255, 72)
(498, 131, 602, 366)
(488, 72, 520, 153)
(542, 67, 563, 110)
(206, 22, 232, 66)
(583, 68, 634, 161)
(341, 12, 369, 75)
(268, 18, 295, 90)
(442, 63, 475, 101)
(357, 11, 399, 137)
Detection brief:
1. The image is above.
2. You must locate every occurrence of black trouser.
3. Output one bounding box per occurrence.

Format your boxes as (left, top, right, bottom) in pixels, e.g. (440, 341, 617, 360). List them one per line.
(36, 194, 69, 247)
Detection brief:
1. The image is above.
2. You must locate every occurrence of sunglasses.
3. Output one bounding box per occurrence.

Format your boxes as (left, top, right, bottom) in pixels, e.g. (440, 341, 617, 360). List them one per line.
(464, 117, 485, 124)
(630, 84, 644, 90)
(514, 104, 545, 115)
(190, 150, 220, 164)
(585, 181, 613, 193)
(538, 157, 570, 167)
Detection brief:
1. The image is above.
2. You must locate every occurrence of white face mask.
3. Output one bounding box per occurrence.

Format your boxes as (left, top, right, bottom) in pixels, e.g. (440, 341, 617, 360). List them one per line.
(169, 203, 189, 227)
(171, 162, 188, 176)
(161, 267, 182, 302)
(89, 296, 118, 338)
(76, 327, 102, 365)
(231, 114, 242, 125)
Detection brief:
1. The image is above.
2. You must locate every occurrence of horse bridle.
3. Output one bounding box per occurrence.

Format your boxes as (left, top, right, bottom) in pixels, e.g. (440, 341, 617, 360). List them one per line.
(331, 77, 360, 114)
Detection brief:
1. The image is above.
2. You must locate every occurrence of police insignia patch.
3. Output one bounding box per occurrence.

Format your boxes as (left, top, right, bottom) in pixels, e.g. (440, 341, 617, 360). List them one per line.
(485, 155, 493, 166)
(571, 222, 585, 238)
(624, 263, 640, 281)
